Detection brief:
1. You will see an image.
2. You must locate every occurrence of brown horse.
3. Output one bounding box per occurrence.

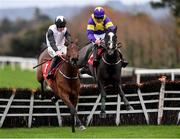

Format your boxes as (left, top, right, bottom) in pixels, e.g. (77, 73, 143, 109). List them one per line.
(36, 42, 86, 132)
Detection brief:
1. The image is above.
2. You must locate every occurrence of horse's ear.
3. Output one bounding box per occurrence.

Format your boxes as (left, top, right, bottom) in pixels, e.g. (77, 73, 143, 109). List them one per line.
(114, 26, 117, 33)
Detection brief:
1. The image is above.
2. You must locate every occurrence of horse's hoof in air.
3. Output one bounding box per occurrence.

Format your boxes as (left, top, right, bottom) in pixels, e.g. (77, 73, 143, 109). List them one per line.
(100, 112, 106, 118)
(79, 125, 86, 131)
(39, 94, 45, 100)
(51, 96, 58, 104)
(126, 105, 134, 111)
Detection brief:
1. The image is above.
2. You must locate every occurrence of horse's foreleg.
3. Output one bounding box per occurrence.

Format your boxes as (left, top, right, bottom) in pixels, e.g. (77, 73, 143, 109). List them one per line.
(98, 81, 106, 118)
(117, 84, 134, 111)
(69, 95, 86, 131)
(61, 94, 85, 132)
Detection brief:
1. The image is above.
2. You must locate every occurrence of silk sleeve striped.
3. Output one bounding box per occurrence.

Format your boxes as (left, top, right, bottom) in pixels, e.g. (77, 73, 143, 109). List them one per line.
(104, 16, 114, 30)
(87, 18, 96, 42)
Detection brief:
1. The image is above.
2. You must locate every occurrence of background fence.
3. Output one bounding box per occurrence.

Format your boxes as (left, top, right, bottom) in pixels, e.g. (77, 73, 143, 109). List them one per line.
(1, 56, 180, 83)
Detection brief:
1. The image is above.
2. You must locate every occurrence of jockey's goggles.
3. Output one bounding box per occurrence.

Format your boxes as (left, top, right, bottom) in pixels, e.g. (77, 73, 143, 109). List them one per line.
(95, 16, 104, 20)
(58, 25, 65, 28)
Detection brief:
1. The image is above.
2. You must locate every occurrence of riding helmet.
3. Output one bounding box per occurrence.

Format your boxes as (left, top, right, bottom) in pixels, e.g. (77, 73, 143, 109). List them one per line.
(94, 7, 105, 19)
(55, 16, 66, 28)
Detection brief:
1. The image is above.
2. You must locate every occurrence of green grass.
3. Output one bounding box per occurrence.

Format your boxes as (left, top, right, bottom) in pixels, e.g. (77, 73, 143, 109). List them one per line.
(0, 65, 39, 89)
(0, 126, 179, 138)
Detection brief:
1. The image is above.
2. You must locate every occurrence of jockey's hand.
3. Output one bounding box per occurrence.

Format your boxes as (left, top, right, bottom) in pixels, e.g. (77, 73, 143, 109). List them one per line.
(56, 51, 62, 57)
(100, 40, 105, 46)
(95, 39, 101, 46)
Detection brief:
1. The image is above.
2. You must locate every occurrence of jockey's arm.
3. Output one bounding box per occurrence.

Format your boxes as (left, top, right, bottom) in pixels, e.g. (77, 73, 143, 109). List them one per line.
(47, 29, 58, 52)
(64, 31, 73, 45)
(87, 18, 96, 43)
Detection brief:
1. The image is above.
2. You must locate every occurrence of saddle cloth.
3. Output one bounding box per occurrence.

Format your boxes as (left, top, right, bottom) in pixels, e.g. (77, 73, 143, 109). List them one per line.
(42, 60, 61, 86)
(88, 48, 103, 65)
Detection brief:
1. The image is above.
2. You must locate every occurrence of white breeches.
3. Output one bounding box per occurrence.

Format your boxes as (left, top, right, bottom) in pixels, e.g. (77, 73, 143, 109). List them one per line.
(47, 45, 67, 58)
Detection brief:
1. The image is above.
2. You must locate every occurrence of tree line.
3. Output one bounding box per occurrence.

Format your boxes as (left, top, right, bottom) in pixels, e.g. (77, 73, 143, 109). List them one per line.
(0, 2, 179, 68)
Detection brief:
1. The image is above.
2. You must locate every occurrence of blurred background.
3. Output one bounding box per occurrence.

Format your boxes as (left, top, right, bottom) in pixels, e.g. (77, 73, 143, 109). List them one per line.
(0, 0, 179, 68)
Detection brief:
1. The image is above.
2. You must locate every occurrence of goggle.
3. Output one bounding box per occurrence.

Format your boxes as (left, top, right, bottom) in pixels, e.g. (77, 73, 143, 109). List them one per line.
(58, 25, 65, 28)
(95, 16, 103, 20)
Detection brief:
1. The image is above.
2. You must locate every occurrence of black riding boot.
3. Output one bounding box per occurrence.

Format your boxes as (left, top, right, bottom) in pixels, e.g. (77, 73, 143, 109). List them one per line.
(47, 56, 61, 79)
(93, 45, 99, 67)
(121, 57, 128, 68)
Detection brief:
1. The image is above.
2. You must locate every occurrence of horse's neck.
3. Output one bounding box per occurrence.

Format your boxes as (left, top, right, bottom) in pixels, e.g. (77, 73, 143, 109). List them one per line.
(61, 62, 78, 77)
(103, 50, 119, 63)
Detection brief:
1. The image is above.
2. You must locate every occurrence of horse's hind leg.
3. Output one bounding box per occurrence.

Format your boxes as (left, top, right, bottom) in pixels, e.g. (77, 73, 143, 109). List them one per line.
(39, 80, 46, 100)
(36, 64, 46, 100)
(117, 84, 134, 111)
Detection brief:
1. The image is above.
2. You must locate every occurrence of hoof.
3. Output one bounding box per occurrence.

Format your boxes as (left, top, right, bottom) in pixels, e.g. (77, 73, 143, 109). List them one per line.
(126, 105, 134, 111)
(100, 111, 106, 118)
(51, 96, 58, 104)
(39, 94, 45, 100)
(79, 125, 86, 131)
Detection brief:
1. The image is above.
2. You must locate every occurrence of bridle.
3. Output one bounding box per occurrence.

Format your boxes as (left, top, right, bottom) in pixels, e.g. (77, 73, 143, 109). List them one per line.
(100, 32, 122, 66)
(58, 47, 79, 80)
(58, 69, 79, 80)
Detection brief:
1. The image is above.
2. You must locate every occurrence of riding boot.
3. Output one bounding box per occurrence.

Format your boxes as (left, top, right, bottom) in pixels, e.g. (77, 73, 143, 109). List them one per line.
(121, 58, 128, 68)
(47, 56, 61, 79)
(118, 50, 128, 68)
(93, 44, 99, 67)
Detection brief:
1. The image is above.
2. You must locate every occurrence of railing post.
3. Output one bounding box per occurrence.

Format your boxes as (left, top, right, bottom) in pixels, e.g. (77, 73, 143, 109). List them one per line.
(28, 93, 34, 128)
(136, 74, 141, 84)
(157, 76, 166, 125)
(137, 87, 149, 124)
(55, 101, 62, 126)
(0, 91, 15, 127)
(86, 94, 101, 126)
(116, 94, 121, 125)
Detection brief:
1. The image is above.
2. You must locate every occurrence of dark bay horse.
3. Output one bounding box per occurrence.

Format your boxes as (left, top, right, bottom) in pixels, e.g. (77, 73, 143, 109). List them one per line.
(78, 27, 133, 118)
(36, 42, 86, 132)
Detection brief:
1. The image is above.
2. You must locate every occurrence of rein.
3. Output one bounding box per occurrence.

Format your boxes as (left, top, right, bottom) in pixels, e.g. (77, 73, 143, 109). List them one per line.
(101, 42, 122, 65)
(102, 55, 121, 65)
(58, 69, 79, 80)
(58, 55, 79, 80)
(59, 54, 68, 62)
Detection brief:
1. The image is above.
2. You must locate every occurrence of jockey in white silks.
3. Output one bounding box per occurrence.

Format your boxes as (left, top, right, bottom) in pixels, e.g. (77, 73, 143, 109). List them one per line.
(46, 15, 73, 79)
